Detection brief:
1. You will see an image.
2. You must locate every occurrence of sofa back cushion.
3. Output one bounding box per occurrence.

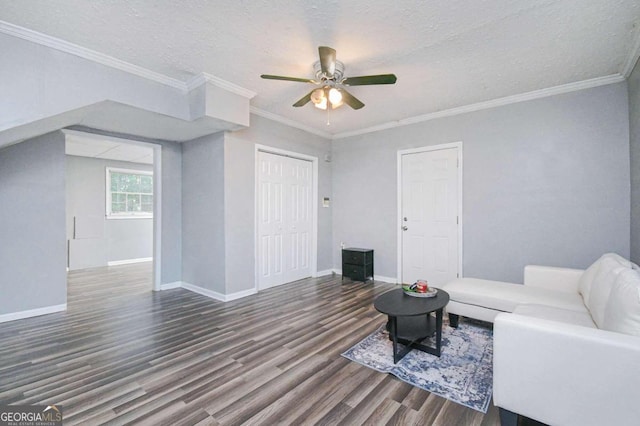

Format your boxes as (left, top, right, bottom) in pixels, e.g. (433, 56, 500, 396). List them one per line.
(586, 254, 631, 327)
(579, 253, 631, 306)
(578, 258, 602, 305)
(602, 269, 640, 337)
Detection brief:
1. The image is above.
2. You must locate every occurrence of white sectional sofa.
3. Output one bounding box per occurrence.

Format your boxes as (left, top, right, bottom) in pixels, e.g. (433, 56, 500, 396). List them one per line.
(442, 253, 640, 426)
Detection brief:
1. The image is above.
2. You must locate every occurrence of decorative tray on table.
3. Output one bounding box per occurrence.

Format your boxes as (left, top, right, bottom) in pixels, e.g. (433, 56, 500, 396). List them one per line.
(402, 284, 438, 298)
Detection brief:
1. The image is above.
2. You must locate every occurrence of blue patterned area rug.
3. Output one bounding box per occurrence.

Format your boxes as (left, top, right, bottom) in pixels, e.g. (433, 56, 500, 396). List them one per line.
(342, 321, 493, 413)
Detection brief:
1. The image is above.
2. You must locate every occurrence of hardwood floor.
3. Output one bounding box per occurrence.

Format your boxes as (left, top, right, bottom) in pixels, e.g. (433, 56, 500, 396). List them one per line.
(0, 264, 501, 425)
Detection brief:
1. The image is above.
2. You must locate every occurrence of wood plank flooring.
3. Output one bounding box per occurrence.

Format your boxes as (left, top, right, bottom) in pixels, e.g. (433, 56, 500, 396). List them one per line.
(0, 264, 502, 425)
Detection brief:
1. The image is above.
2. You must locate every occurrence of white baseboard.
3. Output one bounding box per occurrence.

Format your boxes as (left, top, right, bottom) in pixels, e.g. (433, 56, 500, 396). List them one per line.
(159, 281, 182, 290)
(107, 257, 153, 266)
(374, 275, 398, 284)
(332, 268, 397, 284)
(181, 282, 227, 302)
(159, 281, 257, 302)
(225, 288, 258, 301)
(0, 303, 67, 323)
(315, 269, 334, 277)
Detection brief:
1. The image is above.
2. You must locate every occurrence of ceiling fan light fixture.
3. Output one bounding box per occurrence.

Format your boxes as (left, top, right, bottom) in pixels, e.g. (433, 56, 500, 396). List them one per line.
(328, 88, 342, 106)
(261, 46, 396, 113)
(310, 88, 325, 105)
(314, 96, 327, 110)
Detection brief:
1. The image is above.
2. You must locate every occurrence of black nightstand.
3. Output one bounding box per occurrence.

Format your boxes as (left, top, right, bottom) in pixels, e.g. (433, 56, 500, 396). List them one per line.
(342, 248, 374, 283)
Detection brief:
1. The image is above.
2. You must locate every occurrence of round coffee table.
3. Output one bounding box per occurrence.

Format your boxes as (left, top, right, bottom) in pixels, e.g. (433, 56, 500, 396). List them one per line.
(374, 288, 450, 363)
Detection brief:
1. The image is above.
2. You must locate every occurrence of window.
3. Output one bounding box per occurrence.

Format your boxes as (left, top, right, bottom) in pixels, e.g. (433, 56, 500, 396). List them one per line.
(106, 167, 153, 218)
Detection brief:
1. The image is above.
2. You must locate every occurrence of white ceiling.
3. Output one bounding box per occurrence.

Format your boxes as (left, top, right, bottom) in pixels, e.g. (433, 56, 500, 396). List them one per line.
(1, 0, 639, 136)
(65, 130, 154, 164)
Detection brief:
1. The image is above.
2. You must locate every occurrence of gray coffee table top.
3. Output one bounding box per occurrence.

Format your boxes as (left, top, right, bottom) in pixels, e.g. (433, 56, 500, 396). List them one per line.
(374, 288, 449, 317)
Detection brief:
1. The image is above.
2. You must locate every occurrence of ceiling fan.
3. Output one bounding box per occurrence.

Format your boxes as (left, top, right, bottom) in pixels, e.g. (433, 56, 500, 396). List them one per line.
(261, 46, 397, 111)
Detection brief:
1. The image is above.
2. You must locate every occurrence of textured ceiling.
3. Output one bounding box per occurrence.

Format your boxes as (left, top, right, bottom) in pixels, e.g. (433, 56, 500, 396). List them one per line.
(1, 0, 639, 136)
(65, 130, 154, 164)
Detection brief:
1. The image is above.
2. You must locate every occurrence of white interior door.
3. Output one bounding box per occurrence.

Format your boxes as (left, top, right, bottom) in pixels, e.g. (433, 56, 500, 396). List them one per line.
(401, 147, 459, 287)
(258, 151, 312, 289)
(283, 155, 312, 283)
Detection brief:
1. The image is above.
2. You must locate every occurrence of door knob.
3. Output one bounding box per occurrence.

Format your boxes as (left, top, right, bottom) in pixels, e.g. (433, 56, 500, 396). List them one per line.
(402, 226, 408, 231)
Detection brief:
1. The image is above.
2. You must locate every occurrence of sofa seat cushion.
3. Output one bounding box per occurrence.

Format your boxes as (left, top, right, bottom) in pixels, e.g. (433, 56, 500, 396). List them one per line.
(513, 304, 596, 328)
(444, 278, 586, 313)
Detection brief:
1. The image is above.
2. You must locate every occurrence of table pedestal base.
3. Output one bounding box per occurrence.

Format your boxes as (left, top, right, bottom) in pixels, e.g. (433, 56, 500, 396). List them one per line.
(387, 308, 444, 363)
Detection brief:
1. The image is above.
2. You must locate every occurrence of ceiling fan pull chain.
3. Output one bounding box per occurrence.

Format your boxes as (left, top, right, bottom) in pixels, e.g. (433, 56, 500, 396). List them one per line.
(326, 106, 331, 126)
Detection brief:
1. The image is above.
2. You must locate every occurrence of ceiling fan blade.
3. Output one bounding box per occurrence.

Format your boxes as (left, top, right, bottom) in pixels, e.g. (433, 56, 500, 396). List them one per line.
(342, 74, 397, 86)
(261, 74, 316, 83)
(292, 90, 314, 107)
(318, 46, 336, 76)
(340, 89, 365, 110)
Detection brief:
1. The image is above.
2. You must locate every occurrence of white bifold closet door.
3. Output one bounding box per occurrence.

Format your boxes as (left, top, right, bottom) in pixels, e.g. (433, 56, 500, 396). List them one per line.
(258, 151, 312, 290)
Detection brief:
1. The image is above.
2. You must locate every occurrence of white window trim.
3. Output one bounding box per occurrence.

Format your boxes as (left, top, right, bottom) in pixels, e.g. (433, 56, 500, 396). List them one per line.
(106, 167, 154, 219)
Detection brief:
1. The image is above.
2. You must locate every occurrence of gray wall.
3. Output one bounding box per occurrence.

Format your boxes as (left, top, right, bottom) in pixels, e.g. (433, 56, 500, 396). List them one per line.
(0, 131, 66, 315)
(222, 133, 254, 294)
(629, 61, 640, 264)
(182, 133, 226, 293)
(332, 83, 631, 283)
(66, 156, 153, 266)
(225, 114, 333, 293)
(159, 140, 183, 284)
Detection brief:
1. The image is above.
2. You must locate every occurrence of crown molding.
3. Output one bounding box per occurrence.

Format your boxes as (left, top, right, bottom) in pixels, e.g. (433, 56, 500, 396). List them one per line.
(250, 107, 333, 139)
(622, 30, 640, 78)
(0, 19, 256, 98)
(0, 20, 186, 90)
(184, 73, 208, 91)
(185, 72, 256, 99)
(332, 74, 625, 140)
